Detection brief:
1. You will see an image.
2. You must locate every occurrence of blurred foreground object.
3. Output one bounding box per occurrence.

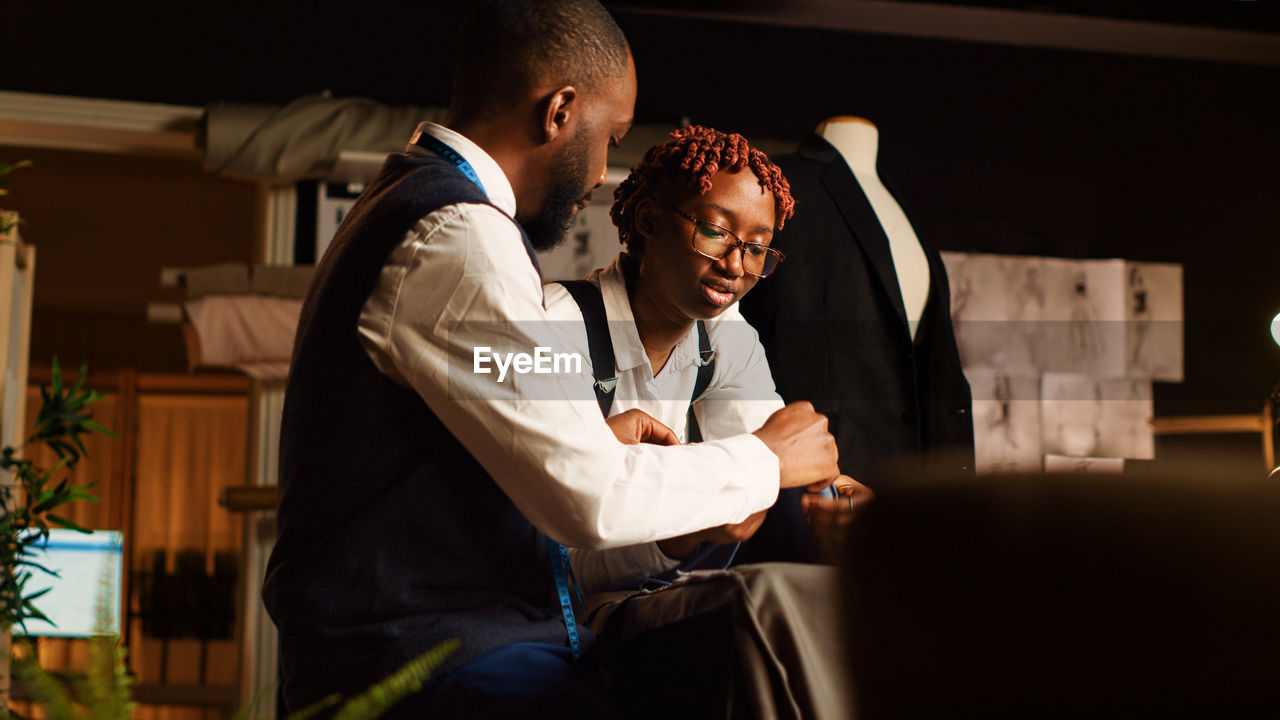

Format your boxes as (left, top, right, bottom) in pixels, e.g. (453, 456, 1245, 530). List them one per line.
(843, 471, 1280, 718)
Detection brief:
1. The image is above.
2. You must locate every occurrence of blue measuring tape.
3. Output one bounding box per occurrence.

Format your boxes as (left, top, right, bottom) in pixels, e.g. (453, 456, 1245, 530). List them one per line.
(411, 130, 487, 197)
(547, 537, 584, 659)
(413, 128, 582, 659)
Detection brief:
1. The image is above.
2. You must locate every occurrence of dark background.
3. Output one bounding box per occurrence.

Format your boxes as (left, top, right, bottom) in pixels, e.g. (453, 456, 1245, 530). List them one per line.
(3, 0, 1279, 417)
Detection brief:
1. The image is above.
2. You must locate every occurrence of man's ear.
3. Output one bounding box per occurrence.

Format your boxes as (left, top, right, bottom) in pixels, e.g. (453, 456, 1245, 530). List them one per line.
(541, 85, 578, 143)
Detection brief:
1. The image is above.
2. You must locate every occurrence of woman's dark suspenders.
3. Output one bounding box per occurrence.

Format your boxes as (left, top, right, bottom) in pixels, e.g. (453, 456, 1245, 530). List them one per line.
(555, 280, 716, 439)
(556, 280, 736, 584)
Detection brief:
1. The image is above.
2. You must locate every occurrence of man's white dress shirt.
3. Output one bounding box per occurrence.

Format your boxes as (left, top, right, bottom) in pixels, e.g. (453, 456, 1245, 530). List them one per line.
(545, 259, 787, 590)
(355, 122, 781, 550)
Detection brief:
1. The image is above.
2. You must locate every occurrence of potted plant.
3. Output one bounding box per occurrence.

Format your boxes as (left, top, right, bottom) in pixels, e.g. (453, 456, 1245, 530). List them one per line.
(1, 359, 106, 714)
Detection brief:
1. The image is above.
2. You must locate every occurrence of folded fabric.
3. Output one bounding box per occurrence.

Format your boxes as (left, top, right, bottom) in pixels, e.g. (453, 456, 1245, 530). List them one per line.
(184, 294, 301, 367)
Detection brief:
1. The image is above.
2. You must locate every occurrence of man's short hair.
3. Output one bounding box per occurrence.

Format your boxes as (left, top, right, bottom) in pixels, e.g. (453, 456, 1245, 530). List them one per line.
(452, 0, 630, 121)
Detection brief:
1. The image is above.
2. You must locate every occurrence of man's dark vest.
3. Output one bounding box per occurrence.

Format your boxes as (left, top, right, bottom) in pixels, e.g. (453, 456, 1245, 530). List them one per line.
(262, 152, 574, 711)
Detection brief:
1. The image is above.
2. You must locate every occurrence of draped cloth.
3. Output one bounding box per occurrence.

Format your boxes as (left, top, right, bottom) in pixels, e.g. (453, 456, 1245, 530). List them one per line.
(586, 563, 854, 720)
(200, 94, 447, 181)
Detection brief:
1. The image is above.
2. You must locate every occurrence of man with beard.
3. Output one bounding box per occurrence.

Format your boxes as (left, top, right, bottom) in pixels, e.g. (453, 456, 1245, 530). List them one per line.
(262, 2, 840, 718)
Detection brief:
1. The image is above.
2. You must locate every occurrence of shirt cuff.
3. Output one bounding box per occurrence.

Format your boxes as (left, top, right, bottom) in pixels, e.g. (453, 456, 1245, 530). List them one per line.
(716, 433, 781, 514)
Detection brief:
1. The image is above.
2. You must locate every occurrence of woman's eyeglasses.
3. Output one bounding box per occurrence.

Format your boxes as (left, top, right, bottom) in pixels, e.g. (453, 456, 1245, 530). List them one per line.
(668, 205, 785, 279)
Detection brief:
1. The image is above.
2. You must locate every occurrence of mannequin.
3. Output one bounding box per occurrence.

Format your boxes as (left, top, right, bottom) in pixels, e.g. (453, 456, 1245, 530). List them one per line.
(737, 111, 974, 488)
(816, 116, 931, 339)
(737, 114, 974, 563)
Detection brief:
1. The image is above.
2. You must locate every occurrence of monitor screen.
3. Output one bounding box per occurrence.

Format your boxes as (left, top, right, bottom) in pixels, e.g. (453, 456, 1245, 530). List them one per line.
(13, 529, 124, 638)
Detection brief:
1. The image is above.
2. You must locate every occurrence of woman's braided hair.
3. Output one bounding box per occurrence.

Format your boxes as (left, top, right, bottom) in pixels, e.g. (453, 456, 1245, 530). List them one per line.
(610, 125, 795, 250)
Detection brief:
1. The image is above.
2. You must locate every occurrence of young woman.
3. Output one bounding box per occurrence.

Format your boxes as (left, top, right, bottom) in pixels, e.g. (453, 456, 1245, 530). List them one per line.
(544, 126, 869, 593)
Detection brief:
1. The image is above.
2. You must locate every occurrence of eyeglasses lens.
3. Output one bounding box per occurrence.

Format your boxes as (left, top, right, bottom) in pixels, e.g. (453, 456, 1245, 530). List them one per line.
(691, 222, 779, 277)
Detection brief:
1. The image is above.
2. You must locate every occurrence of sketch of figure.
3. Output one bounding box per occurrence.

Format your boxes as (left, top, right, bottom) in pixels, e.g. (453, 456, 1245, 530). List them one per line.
(1123, 261, 1184, 381)
(991, 372, 1017, 449)
(969, 368, 1042, 473)
(1010, 263, 1045, 370)
(1068, 271, 1103, 370)
(1129, 266, 1151, 371)
(1014, 266, 1045, 316)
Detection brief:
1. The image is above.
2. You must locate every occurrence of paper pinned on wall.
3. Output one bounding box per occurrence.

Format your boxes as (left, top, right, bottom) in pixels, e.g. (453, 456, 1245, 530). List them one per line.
(942, 252, 1047, 374)
(939, 251, 1174, 472)
(940, 252, 1183, 381)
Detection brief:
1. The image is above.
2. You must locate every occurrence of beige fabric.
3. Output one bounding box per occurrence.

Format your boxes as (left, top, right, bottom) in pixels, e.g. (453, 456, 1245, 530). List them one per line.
(132, 394, 247, 569)
(589, 562, 855, 719)
(183, 294, 302, 367)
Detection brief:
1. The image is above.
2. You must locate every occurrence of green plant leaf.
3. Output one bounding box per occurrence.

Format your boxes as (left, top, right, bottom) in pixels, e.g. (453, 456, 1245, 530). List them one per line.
(20, 600, 54, 627)
(3, 355, 106, 633)
(50, 356, 63, 397)
(330, 640, 459, 720)
(70, 362, 87, 396)
(22, 583, 54, 600)
(14, 657, 78, 720)
(47, 514, 91, 533)
(285, 694, 341, 720)
(67, 489, 101, 503)
(13, 558, 57, 575)
(81, 420, 115, 437)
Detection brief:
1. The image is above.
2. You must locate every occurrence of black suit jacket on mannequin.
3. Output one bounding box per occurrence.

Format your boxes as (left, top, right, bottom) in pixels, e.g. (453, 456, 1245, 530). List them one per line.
(737, 133, 974, 563)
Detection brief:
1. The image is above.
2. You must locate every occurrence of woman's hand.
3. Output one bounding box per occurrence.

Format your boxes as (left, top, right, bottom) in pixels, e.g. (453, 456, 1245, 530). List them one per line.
(605, 408, 680, 446)
(605, 408, 768, 558)
(657, 509, 767, 560)
(802, 475, 874, 559)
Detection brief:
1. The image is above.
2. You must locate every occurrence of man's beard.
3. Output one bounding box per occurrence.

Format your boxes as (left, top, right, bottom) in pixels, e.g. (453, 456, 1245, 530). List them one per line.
(523, 131, 591, 252)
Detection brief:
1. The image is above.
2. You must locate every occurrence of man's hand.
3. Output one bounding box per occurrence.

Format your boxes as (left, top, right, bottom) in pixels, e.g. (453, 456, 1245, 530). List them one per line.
(802, 475, 874, 559)
(752, 401, 840, 490)
(605, 408, 680, 446)
(657, 509, 767, 560)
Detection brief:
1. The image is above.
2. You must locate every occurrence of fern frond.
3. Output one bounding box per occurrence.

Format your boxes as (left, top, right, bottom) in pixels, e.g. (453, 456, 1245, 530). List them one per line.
(285, 693, 341, 720)
(14, 658, 79, 720)
(330, 640, 459, 720)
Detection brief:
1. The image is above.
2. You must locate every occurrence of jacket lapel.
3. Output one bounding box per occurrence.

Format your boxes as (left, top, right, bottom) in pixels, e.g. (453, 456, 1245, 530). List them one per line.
(798, 134, 910, 335)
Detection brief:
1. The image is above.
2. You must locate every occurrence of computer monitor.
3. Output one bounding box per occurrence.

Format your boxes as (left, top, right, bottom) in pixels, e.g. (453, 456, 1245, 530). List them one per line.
(13, 529, 124, 638)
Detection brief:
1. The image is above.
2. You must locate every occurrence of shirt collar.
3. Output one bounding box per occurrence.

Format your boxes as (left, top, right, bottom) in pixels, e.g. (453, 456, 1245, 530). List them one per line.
(406, 121, 517, 218)
(591, 256, 704, 376)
